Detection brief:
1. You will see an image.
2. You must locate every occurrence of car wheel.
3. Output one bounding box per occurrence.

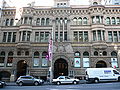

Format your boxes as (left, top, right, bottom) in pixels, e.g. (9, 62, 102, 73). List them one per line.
(34, 82, 39, 86)
(94, 79, 99, 83)
(73, 81, 77, 84)
(56, 81, 61, 85)
(18, 82, 23, 86)
(118, 77, 120, 82)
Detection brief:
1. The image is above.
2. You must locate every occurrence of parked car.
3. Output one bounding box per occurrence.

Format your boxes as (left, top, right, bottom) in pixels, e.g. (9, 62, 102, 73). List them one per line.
(52, 76, 79, 85)
(0, 81, 6, 88)
(85, 68, 120, 83)
(16, 76, 44, 86)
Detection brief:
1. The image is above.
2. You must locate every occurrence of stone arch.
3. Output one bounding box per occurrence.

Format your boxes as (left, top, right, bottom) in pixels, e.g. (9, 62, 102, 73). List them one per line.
(96, 60, 107, 68)
(53, 55, 71, 78)
(16, 60, 28, 78)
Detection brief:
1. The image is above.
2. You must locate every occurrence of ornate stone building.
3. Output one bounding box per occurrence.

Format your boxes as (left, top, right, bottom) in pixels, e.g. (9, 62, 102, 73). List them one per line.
(0, 0, 120, 81)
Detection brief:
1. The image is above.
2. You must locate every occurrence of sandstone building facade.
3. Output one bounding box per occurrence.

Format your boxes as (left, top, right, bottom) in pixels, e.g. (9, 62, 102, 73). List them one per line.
(0, 0, 120, 81)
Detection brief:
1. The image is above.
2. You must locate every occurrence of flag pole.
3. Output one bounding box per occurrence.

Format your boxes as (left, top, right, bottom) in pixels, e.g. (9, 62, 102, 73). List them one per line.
(49, 27, 53, 83)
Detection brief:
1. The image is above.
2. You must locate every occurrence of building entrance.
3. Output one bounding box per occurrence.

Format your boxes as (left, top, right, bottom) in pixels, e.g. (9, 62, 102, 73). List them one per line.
(96, 61, 107, 68)
(17, 60, 27, 78)
(54, 58, 68, 79)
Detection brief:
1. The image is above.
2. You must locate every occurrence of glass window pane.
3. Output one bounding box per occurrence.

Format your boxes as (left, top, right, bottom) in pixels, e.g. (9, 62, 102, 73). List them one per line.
(98, 30, 101, 41)
(3, 32, 7, 42)
(113, 31, 118, 42)
(7, 32, 12, 42)
(74, 58, 80, 67)
(93, 31, 96, 41)
(12, 32, 16, 42)
(83, 58, 89, 68)
(74, 32, 78, 42)
(35, 32, 39, 42)
(108, 31, 113, 42)
(45, 32, 49, 42)
(42, 58, 48, 66)
(33, 58, 39, 66)
(79, 31, 83, 42)
(84, 31, 88, 42)
(40, 32, 44, 42)
(111, 58, 118, 68)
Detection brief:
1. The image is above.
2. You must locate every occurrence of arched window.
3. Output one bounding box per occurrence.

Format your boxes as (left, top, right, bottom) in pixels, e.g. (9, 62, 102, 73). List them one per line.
(106, 17, 111, 25)
(46, 18, 50, 25)
(103, 51, 107, 56)
(7, 51, 13, 66)
(83, 51, 90, 68)
(93, 2, 98, 5)
(78, 17, 82, 25)
(64, 18, 67, 24)
(83, 51, 89, 56)
(74, 51, 81, 57)
(60, 18, 63, 25)
(116, 17, 120, 24)
(17, 51, 21, 56)
(41, 18, 45, 26)
(25, 51, 29, 56)
(74, 51, 81, 67)
(111, 51, 117, 56)
(73, 17, 77, 25)
(56, 18, 59, 24)
(83, 17, 87, 25)
(5, 19, 9, 26)
(0, 51, 5, 56)
(112, 17, 116, 25)
(34, 51, 39, 57)
(36, 18, 40, 25)
(33, 51, 39, 67)
(0, 51, 5, 66)
(42, 51, 48, 67)
(94, 51, 98, 56)
(10, 19, 14, 26)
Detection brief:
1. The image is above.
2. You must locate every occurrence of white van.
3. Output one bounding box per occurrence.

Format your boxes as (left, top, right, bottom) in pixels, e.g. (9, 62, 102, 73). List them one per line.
(85, 68, 120, 83)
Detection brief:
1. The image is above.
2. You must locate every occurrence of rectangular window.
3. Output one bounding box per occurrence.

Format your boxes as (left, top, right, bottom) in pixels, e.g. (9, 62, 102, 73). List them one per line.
(84, 31, 88, 42)
(93, 31, 96, 41)
(55, 32, 58, 41)
(42, 58, 48, 66)
(33, 58, 39, 67)
(27, 31, 31, 41)
(45, 32, 49, 42)
(113, 31, 118, 42)
(108, 31, 113, 42)
(74, 58, 80, 67)
(3, 32, 7, 42)
(111, 58, 118, 68)
(64, 31, 67, 41)
(98, 30, 101, 41)
(35, 32, 39, 42)
(12, 32, 16, 42)
(7, 57, 13, 66)
(74, 32, 78, 42)
(79, 31, 83, 42)
(22, 31, 26, 41)
(83, 58, 89, 68)
(40, 32, 44, 42)
(7, 32, 12, 42)
(60, 32, 63, 42)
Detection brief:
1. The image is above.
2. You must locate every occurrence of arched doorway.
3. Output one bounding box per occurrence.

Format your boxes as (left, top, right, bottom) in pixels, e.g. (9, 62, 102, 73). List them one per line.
(54, 58, 68, 79)
(96, 61, 107, 68)
(17, 60, 27, 78)
(0, 71, 11, 81)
